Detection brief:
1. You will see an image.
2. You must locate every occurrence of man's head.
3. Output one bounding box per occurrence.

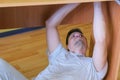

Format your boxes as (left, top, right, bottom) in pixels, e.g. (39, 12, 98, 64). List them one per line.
(66, 28, 88, 55)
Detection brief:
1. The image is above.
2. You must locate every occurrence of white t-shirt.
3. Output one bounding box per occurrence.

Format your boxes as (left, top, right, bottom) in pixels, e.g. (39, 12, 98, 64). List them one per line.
(0, 58, 28, 80)
(35, 44, 108, 80)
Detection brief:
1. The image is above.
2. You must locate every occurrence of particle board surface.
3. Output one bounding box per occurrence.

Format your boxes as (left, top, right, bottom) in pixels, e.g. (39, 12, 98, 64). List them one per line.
(0, 0, 113, 7)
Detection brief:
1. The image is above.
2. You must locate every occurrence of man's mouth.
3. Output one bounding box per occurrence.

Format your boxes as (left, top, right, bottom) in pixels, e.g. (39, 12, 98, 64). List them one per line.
(74, 40, 83, 46)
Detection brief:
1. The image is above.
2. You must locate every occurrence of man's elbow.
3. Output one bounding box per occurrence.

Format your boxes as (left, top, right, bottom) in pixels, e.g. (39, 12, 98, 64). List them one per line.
(95, 36, 107, 44)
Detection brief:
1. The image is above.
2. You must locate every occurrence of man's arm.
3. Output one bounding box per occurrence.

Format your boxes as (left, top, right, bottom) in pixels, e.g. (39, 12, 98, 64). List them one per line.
(46, 4, 80, 53)
(93, 2, 107, 72)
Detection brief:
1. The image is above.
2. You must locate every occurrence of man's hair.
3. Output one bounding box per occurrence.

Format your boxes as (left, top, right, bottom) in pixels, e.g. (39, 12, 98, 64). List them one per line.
(66, 28, 83, 45)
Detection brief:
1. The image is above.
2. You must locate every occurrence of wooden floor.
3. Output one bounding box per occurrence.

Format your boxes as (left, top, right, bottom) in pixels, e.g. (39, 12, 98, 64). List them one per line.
(0, 24, 92, 79)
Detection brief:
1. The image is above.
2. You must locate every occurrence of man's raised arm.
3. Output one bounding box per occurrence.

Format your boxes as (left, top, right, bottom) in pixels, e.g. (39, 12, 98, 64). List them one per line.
(46, 4, 80, 53)
(93, 2, 107, 72)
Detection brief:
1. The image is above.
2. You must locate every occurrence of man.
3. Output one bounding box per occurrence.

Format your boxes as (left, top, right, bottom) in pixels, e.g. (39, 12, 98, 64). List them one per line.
(35, 2, 108, 80)
(0, 2, 108, 80)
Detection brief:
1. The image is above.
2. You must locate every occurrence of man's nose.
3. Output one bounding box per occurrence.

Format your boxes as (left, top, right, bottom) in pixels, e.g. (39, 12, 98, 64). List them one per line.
(74, 33, 81, 38)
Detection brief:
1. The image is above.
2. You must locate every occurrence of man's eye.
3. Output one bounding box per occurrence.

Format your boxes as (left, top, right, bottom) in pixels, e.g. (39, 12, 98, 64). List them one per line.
(72, 35, 74, 37)
(81, 35, 84, 37)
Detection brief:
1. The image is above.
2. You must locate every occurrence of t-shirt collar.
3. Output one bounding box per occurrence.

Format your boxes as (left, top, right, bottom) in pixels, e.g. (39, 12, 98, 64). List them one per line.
(69, 51, 85, 57)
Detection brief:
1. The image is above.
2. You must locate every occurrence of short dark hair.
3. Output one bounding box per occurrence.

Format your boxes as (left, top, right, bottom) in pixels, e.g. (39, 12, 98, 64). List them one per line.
(66, 28, 83, 45)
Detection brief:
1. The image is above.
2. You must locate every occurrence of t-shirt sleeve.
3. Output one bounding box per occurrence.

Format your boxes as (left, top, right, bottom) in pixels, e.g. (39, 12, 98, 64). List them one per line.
(47, 44, 66, 64)
(96, 62, 108, 79)
(0, 75, 3, 80)
(91, 60, 108, 79)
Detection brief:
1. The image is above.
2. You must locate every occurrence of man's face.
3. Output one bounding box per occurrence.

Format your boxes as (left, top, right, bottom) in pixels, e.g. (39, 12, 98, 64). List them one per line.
(67, 32, 88, 54)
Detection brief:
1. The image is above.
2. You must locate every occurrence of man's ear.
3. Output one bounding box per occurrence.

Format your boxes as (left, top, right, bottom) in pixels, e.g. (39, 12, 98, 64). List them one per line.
(67, 49, 69, 51)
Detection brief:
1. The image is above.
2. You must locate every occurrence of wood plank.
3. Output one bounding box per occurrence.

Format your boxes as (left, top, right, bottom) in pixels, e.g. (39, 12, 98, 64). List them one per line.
(0, 0, 113, 7)
(1, 3, 92, 29)
(106, 1, 120, 80)
(0, 5, 60, 28)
